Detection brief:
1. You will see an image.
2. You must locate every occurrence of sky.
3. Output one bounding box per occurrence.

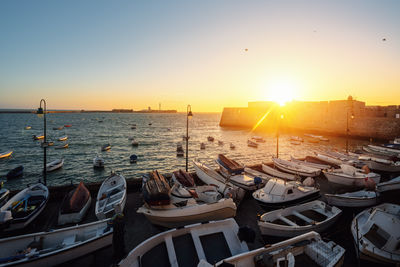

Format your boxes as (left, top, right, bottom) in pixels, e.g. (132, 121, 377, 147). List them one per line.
(0, 0, 399, 112)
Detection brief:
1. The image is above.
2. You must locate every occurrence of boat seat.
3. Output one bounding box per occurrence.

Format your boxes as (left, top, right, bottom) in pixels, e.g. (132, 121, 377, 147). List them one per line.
(277, 215, 298, 227)
(292, 211, 314, 225)
(105, 184, 123, 195)
(62, 235, 76, 247)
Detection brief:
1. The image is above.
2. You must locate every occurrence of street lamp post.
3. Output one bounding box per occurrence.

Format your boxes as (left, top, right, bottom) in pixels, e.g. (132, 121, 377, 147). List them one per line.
(346, 96, 354, 153)
(186, 105, 193, 172)
(277, 114, 284, 158)
(37, 99, 47, 185)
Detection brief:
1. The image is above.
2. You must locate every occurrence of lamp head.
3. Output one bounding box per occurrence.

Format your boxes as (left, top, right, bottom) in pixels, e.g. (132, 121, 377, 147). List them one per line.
(36, 107, 44, 118)
(187, 110, 193, 119)
(351, 114, 354, 119)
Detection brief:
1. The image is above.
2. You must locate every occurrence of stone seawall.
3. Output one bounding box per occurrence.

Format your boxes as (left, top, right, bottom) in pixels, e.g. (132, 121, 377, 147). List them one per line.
(220, 106, 400, 140)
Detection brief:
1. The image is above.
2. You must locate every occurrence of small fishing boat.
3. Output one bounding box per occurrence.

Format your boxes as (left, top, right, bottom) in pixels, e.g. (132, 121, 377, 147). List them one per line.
(217, 231, 345, 267)
(200, 142, 206, 149)
(101, 143, 111, 151)
(361, 156, 400, 172)
(216, 154, 244, 176)
(137, 184, 237, 228)
(131, 139, 139, 146)
(207, 136, 214, 142)
(58, 181, 92, 225)
(0, 219, 112, 266)
(290, 156, 331, 170)
(252, 136, 266, 143)
(0, 151, 13, 159)
(273, 157, 321, 177)
(325, 190, 379, 207)
(148, 123, 152, 126)
(55, 143, 68, 149)
(0, 183, 49, 231)
(119, 218, 249, 267)
(351, 203, 400, 264)
(131, 125, 136, 129)
(64, 124, 72, 127)
(193, 160, 245, 203)
(172, 169, 195, 187)
(93, 154, 105, 168)
(244, 167, 274, 182)
(247, 139, 258, 148)
(253, 178, 320, 209)
(230, 142, 235, 149)
(24, 126, 31, 130)
(130, 154, 137, 163)
(95, 172, 127, 220)
(0, 185, 10, 208)
(58, 135, 68, 141)
(290, 136, 303, 142)
(53, 126, 64, 130)
(176, 142, 184, 157)
(376, 176, 400, 193)
(6, 166, 23, 180)
(217, 140, 223, 146)
(315, 152, 343, 165)
(142, 171, 171, 206)
(261, 163, 297, 180)
(323, 164, 381, 187)
(46, 159, 64, 172)
(258, 200, 342, 237)
(32, 134, 44, 140)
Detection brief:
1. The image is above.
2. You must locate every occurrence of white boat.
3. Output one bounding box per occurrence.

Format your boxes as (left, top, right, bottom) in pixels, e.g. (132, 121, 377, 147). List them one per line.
(290, 156, 331, 170)
(0, 183, 49, 231)
(24, 126, 31, 130)
(230, 143, 235, 149)
(290, 136, 303, 142)
(58, 182, 92, 225)
(93, 154, 104, 168)
(119, 218, 249, 267)
(193, 160, 245, 203)
(0, 151, 13, 159)
(351, 203, 400, 264)
(247, 139, 258, 148)
(101, 143, 111, 151)
(273, 157, 321, 177)
(325, 190, 379, 207)
(261, 163, 296, 180)
(367, 144, 400, 154)
(323, 165, 381, 187)
(58, 135, 68, 141)
(33, 134, 44, 140)
(257, 200, 341, 237)
(0, 219, 112, 266)
(46, 158, 64, 172)
(216, 231, 345, 267)
(95, 172, 127, 220)
(137, 184, 237, 228)
(376, 176, 400, 193)
(253, 178, 320, 209)
(315, 152, 343, 166)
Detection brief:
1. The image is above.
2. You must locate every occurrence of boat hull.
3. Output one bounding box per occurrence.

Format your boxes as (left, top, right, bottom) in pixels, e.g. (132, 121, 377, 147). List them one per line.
(376, 177, 400, 193)
(323, 171, 380, 187)
(58, 197, 92, 225)
(325, 193, 379, 207)
(366, 160, 400, 172)
(255, 191, 321, 209)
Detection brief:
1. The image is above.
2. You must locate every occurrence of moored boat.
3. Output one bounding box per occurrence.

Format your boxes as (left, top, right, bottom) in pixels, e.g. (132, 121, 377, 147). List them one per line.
(119, 218, 249, 267)
(253, 178, 320, 209)
(142, 170, 171, 206)
(130, 154, 138, 163)
(54, 143, 68, 149)
(216, 154, 244, 176)
(261, 163, 296, 180)
(101, 143, 111, 151)
(207, 136, 214, 142)
(58, 181, 92, 225)
(93, 154, 105, 168)
(351, 203, 400, 264)
(252, 136, 266, 143)
(0, 186, 10, 208)
(6, 166, 23, 180)
(0, 151, 13, 159)
(58, 135, 68, 141)
(230, 143, 235, 149)
(290, 156, 331, 170)
(64, 124, 72, 127)
(273, 157, 321, 177)
(247, 139, 258, 148)
(46, 159, 64, 172)
(0, 219, 112, 266)
(216, 231, 345, 267)
(290, 136, 304, 142)
(0, 183, 49, 231)
(24, 126, 31, 130)
(376, 176, 400, 193)
(323, 164, 381, 187)
(32, 135, 44, 140)
(131, 139, 139, 146)
(95, 172, 127, 220)
(176, 142, 184, 157)
(258, 200, 341, 237)
(137, 184, 237, 228)
(244, 167, 274, 182)
(200, 142, 206, 149)
(325, 190, 379, 207)
(172, 169, 195, 187)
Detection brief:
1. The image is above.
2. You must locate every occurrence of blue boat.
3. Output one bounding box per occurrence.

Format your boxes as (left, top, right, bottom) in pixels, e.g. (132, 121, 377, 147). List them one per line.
(130, 154, 138, 163)
(6, 166, 23, 180)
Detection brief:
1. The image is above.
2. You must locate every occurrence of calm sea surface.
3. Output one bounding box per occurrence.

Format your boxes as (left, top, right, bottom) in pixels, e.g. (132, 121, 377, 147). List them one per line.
(0, 112, 371, 190)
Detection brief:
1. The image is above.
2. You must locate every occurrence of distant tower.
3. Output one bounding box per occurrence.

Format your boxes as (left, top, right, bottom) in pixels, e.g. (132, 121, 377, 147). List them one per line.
(148, 106, 151, 111)
(159, 103, 161, 111)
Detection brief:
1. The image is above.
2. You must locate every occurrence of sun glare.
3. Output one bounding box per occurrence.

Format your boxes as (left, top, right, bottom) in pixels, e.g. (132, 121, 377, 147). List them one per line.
(264, 79, 298, 106)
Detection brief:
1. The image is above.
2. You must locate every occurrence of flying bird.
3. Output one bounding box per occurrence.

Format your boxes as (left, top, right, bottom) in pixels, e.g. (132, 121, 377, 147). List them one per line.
(382, 38, 386, 41)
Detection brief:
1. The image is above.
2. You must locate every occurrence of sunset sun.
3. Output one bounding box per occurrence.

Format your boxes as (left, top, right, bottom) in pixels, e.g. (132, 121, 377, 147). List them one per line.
(264, 79, 299, 106)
